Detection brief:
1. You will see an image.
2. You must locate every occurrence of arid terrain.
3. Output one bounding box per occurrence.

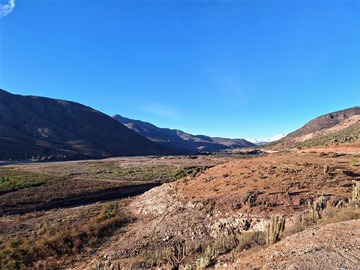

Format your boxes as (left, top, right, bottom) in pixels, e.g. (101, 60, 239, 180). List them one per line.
(1, 145, 359, 269)
(1, 107, 360, 270)
(71, 146, 360, 270)
(0, 154, 235, 269)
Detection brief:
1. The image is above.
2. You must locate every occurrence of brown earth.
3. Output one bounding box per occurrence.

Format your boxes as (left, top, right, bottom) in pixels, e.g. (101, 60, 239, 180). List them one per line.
(1, 147, 359, 269)
(175, 151, 359, 216)
(0, 155, 234, 269)
(297, 141, 360, 155)
(71, 147, 360, 269)
(217, 219, 360, 270)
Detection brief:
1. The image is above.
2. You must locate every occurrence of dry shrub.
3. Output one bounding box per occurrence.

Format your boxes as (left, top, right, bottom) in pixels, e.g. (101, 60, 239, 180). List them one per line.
(287, 194, 360, 237)
(0, 202, 130, 270)
(236, 231, 266, 251)
(319, 204, 360, 225)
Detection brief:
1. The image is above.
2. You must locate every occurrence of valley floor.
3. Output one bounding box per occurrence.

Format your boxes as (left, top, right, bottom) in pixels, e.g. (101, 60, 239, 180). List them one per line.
(1, 147, 360, 269)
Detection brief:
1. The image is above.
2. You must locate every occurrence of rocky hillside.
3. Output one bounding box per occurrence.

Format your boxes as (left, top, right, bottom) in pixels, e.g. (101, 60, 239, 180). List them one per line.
(268, 106, 360, 150)
(0, 89, 166, 160)
(113, 114, 255, 153)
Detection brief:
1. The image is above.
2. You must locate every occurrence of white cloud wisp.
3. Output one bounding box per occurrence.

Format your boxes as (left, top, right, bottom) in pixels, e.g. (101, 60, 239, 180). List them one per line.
(0, 0, 15, 18)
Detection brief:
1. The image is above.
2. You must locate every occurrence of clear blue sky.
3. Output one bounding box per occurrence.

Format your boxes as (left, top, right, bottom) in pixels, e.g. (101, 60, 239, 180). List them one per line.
(0, 0, 359, 139)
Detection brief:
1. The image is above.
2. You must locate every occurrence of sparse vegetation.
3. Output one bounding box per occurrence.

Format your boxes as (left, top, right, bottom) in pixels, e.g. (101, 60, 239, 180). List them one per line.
(0, 202, 130, 269)
(351, 158, 358, 167)
(91, 163, 186, 183)
(288, 186, 360, 236)
(295, 123, 360, 148)
(1, 150, 360, 269)
(0, 169, 61, 192)
(242, 190, 258, 207)
(0, 160, 214, 215)
(323, 164, 329, 176)
(197, 246, 218, 269)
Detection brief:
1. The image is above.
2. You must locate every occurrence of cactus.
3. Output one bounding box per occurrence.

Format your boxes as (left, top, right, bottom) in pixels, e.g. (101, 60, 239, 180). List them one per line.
(94, 260, 103, 270)
(323, 165, 329, 176)
(352, 182, 360, 201)
(197, 246, 218, 269)
(159, 239, 194, 269)
(308, 196, 327, 222)
(266, 215, 285, 245)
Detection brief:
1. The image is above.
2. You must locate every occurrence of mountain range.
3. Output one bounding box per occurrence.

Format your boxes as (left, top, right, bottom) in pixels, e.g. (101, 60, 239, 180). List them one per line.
(112, 114, 255, 153)
(0, 89, 254, 160)
(0, 89, 166, 160)
(0, 89, 358, 160)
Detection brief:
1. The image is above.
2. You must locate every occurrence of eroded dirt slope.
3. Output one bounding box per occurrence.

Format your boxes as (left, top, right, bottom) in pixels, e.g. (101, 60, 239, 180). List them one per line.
(221, 219, 360, 270)
(73, 150, 360, 269)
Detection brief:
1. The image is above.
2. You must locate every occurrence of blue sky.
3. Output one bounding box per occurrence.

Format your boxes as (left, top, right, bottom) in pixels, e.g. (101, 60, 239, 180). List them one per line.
(0, 0, 359, 139)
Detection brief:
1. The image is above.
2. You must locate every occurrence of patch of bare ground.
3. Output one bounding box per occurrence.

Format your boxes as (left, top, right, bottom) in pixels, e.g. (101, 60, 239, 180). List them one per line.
(176, 151, 359, 216)
(220, 219, 360, 270)
(297, 141, 360, 155)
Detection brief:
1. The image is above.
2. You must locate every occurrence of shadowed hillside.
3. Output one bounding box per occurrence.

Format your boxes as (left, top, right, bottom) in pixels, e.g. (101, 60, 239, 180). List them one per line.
(113, 114, 255, 153)
(0, 89, 166, 160)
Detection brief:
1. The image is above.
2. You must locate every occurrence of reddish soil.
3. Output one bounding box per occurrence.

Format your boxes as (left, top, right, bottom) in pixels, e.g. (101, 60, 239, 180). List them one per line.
(72, 149, 360, 269)
(176, 151, 359, 216)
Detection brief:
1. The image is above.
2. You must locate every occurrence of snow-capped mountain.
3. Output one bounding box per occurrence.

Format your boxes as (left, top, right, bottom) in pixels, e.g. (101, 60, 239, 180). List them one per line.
(247, 134, 287, 145)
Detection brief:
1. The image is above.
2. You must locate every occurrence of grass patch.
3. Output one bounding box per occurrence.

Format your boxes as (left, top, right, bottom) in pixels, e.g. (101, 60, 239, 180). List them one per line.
(90, 163, 204, 183)
(0, 169, 61, 192)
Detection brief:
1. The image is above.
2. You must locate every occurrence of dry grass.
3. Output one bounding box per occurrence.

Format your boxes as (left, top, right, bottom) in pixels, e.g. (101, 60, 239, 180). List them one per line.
(2, 153, 360, 269)
(0, 201, 131, 269)
(0, 156, 225, 269)
(0, 158, 216, 215)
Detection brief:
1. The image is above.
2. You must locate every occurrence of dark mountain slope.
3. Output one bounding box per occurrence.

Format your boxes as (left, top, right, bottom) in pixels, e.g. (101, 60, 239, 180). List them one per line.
(267, 106, 360, 150)
(0, 89, 165, 159)
(113, 114, 255, 153)
(285, 107, 360, 139)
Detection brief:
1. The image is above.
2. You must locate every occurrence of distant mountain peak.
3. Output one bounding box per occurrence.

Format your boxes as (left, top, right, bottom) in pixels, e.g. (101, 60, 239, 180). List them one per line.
(247, 134, 287, 145)
(113, 114, 255, 153)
